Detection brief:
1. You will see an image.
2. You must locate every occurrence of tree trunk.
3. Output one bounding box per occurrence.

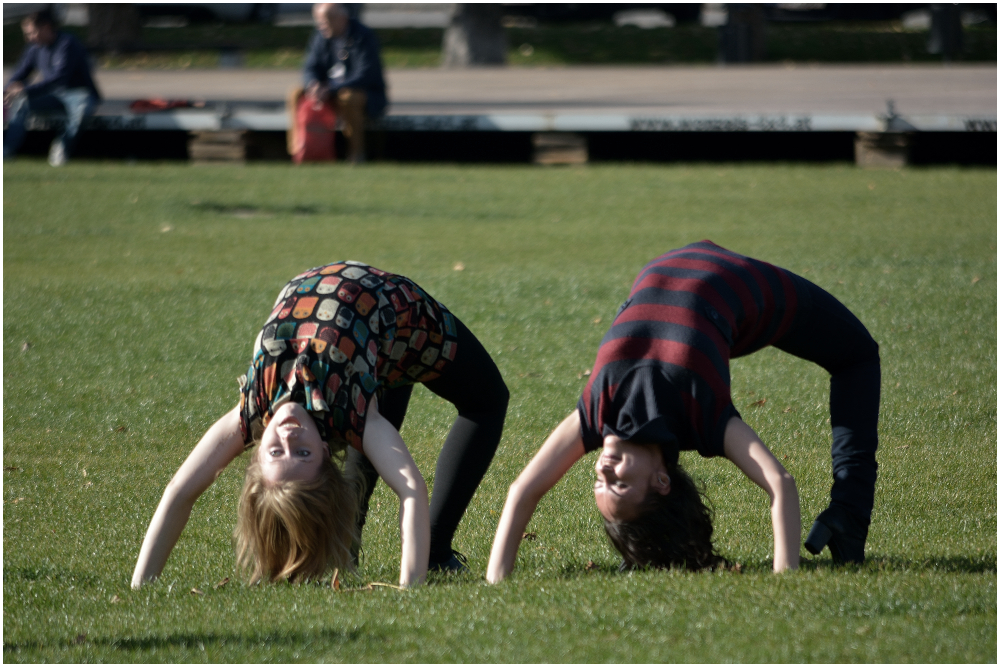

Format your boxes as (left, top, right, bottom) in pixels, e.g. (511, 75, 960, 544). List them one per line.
(88, 4, 141, 53)
(442, 4, 507, 67)
(718, 4, 766, 63)
(927, 4, 963, 60)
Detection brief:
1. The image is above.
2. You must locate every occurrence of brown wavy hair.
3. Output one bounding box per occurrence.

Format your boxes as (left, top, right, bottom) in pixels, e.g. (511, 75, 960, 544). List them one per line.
(234, 448, 361, 583)
(603, 461, 725, 571)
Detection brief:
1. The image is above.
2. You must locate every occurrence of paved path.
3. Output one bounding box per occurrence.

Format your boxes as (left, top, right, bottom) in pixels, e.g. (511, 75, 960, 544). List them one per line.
(6, 65, 992, 116)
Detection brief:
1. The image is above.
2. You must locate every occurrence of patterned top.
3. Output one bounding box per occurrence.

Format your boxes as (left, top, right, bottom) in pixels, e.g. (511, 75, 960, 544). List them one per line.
(239, 262, 459, 452)
(577, 241, 800, 458)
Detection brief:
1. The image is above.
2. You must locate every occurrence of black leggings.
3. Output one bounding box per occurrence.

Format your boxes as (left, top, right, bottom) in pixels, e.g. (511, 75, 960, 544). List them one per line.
(346, 315, 509, 560)
(772, 274, 880, 524)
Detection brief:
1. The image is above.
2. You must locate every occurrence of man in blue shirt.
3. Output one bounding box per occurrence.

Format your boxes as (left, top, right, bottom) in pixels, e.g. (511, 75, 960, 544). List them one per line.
(303, 3, 387, 163)
(3, 10, 101, 166)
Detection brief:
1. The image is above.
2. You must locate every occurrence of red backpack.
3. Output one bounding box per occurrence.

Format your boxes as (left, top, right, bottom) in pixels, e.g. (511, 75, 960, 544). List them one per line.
(292, 97, 337, 163)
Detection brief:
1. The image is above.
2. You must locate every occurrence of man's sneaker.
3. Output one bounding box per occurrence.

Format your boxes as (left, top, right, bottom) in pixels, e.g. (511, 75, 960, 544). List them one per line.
(428, 550, 469, 573)
(804, 505, 868, 564)
(48, 140, 66, 167)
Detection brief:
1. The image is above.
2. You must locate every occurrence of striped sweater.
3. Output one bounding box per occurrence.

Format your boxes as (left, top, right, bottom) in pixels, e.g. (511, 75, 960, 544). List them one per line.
(578, 241, 800, 458)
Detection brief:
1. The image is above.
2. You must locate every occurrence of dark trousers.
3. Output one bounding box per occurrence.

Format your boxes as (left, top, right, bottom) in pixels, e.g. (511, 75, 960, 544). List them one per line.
(4, 88, 98, 159)
(773, 275, 880, 524)
(347, 315, 509, 560)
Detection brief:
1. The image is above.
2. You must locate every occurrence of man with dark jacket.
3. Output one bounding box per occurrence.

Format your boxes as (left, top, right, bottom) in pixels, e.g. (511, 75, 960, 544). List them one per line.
(303, 3, 387, 163)
(3, 10, 101, 165)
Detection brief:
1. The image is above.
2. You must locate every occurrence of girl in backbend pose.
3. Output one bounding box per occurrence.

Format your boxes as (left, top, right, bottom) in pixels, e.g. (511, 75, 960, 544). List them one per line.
(133, 261, 508, 588)
(488, 241, 879, 581)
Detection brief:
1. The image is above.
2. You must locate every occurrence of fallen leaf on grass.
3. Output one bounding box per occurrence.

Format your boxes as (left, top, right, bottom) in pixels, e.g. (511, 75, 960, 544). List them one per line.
(368, 582, 404, 591)
(110, 595, 121, 604)
(161, 225, 173, 233)
(81, 469, 87, 477)
(115, 425, 127, 433)
(4, 466, 21, 472)
(522, 532, 538, 541)
(584, 560, 597, 571)
(728, 562, 743, 573)
(576, 369, 592, 379)
(782, 406, 793, 413)
(190, 588, 204, 596)
(592, 317, 602, 324)
(83, 481, 93, 489)
(213, 577, 230, 589)
(343, 584, 371, 594)
(972, 276, 981, 284)
(21, 342, 31, 352)
(951, 390, 959, 396)
(897, 444, 909, 449)
(747, 398, 767, 407)
(453, 262, 465, 271)
(12, 497, 25, 504)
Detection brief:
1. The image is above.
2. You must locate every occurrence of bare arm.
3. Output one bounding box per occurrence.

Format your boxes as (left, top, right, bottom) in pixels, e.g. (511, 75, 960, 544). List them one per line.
(487, 411, 587, 583)
(362, 399, 430, 588)
(723, 416, 800, 572)
(131, 406, 246, 588)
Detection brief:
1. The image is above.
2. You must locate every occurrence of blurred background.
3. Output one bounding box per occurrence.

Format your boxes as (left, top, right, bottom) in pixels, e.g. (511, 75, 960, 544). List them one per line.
(3, 3, 996, 164)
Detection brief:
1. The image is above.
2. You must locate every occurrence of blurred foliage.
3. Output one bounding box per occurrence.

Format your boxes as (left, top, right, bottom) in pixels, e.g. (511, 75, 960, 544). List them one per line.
(3, 22, 996, 69)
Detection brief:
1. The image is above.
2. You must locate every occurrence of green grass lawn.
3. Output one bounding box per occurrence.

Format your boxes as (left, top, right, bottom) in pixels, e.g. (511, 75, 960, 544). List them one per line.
(3, 161, 996, 662)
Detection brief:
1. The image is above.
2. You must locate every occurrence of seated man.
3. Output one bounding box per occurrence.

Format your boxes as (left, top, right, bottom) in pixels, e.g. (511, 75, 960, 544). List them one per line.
(3, 10, 101, 166)
(302, 3, 387, 163)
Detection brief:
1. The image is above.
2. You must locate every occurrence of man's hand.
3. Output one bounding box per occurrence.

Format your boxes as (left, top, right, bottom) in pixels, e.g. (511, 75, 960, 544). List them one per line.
(305, 81, 330, 103)
(4, 81, 25, 106)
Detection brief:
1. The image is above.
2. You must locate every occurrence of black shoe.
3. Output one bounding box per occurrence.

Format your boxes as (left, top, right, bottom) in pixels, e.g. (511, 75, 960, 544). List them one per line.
(428, 550, 469, 573)
(804, 506, 868, 564)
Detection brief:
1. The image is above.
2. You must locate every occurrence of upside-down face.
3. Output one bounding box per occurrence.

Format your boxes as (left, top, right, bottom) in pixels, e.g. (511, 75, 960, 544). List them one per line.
(593, 436, 672, 522)
(257, 403, 328, 485)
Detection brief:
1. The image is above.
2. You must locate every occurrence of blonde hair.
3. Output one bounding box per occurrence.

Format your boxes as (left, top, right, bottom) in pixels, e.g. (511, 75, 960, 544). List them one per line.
(234, 448, 361, 583)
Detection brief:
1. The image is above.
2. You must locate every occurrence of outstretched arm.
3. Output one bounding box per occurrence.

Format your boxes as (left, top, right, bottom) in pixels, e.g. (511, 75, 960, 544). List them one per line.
(362, 399, 430, 588)
(487, 411, 586, 583)
(132, 406, 246, 588)
(723, 416, 800, 572)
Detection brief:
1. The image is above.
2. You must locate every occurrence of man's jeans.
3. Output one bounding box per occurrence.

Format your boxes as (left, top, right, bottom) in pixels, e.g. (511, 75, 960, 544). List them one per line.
(4, 87, 98, 159)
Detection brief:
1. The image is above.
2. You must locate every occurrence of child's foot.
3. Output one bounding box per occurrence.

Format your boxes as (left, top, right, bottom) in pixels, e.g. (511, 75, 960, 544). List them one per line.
(804, 505, 868, 564)
(428, 550, 469, 573)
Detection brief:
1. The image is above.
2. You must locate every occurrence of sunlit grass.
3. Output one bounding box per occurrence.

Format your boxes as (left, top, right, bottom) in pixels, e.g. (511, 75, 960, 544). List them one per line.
(3, 161, 995, 662)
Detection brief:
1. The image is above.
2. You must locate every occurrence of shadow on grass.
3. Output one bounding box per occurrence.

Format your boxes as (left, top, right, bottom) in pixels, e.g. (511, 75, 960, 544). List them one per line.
(186, 199, 519, 224)
(558, 554, 996, 577)
(862, 554, 996, 574)
(188, 201, 321, 217)
(4, 626, 368, 653)
(3, 565, 101, 587)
